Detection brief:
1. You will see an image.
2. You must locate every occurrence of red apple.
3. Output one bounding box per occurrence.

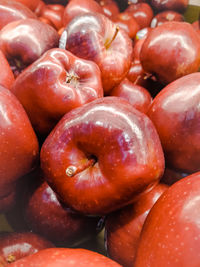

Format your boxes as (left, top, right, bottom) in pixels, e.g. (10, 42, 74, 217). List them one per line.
(11, 48, 103, 137)
(110, 78, 152, 113)
(140, 21, 200, 85)
(0, 232, 54, 265)
(0, 0, 37, 30)
(126, 3, 154, 29)
(60, 12, 133, 93)
(62, 0, 103, 27)
(0, 18, 59, 77)
(40, 97, 164, 215)
(105, 183, 168, 267)
(21, 170, 103, 246)
(150, 10, 184, 28)
(150, 0, 189, 13)
(13, 0, 41, 11)
(148, 72, 200, 173)
(0, 50, 15, 90)
(135, 172, 200, 267)
(37, 4, 65, 30)
(8, 248, 121, 267)
(112, 12, 139, 39)
(0, 85, 39, 212)
(96, 0, 119, 19)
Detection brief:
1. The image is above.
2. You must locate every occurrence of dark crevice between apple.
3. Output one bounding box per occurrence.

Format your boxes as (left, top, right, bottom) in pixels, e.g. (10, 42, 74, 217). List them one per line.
(65, 154, 98, 177)
(104, 26, 119, 50)
(8, 57, 27, 78)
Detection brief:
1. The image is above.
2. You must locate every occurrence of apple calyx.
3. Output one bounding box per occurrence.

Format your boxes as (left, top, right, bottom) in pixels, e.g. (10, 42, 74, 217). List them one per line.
(6, 255, 16, 264)
(66, 72, 79, 87)
(9, 58, 26, 77)
(104, 26, 119, 49)
(65, 158, 96, 177)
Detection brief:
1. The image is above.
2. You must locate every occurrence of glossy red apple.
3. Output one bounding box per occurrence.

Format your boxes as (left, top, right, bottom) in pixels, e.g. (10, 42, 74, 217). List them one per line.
(11, 48, 103, 137)
(20, 170, 103, 246)
(13, 0, 41, 11)
(150, 10, 184, 28)
(140, 21, 200, 85)
(0, 0, 37, 30)
(8, 248, 121, 267)
(150, 0, 189, 13)
(62, 0, 103, 27)
(0, 85, 39, 212)
(148, 72, 200, 173)
(105, 183, 168, 267)
(40, 97, 164, 215)
(37, 4, 65, 30)
(60, 12, 133, 93)
(135, 172, 200, 267)
(126, 3, 154, 29)
(96, 0, 119, 19)
(0, 18, 59, 77)
(112, 11, 139, 39)
(110, 78, 152, 113)
(43, 0, 68, 5)
(0, 232, 54, 265)
(0, 50, 15, 90)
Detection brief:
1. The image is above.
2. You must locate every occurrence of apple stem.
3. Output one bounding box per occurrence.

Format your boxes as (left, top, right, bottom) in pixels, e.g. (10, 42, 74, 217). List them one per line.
(66, 158, 96, 177)
(6, 255, 16, 264)
(105, 26, 119, 50)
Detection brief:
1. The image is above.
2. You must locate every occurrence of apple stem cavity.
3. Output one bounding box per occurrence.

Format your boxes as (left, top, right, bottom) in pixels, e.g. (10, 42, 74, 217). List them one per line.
(104, 26, 119, 50)
(6, 254, 16, 263)
(65, 158, 96, 177)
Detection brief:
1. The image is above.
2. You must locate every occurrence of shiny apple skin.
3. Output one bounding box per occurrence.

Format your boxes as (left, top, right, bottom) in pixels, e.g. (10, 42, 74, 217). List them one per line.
(0, 51, 15, 90)
(0, 18, 59, 77)
(60, 12, 133, 93)
(140, 22, 200, 85)
(23, 175, 102, 246)
(13, 0, 41, 11)
(8, 248, 121, 267)
(150, 0, 189, 12)
(150, 10, 184, 28)
(97, 0, 119, 19)
(0, 86, 39, 211)
(41, 96, 164, 215)
(148, 72, 200, 173)
(126, 3, 154, 29)
(38, 4, 65, 30)
(112, 12, 139, 39)
(0, 232, 54, 265)
(105, 183, 168, 267)
(11, 48, 103, 137)
(135, 172, 200, 267)
(110, 78, 152, 113)
(62, 0, 103, 27)
(0, 0, 37, 30)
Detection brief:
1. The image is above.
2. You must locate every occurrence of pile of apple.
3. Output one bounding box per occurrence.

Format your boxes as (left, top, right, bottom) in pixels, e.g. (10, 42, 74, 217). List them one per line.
(0, 0, 200, 266)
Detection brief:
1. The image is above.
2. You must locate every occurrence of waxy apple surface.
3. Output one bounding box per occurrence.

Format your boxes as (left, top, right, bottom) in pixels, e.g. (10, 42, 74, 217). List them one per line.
(0, 51, 15, 90)
(0, 18, 59, 77)
(135, 172, 200, 267)
(150, 0, 188, 12)
(140, 21, 200, 85)
(0, 0, 37, 30)
(0, 86, 39, 212)
(59, 12, 133, 93)
(148, 72, 200, 173)
(0, 232, 54, 265)
(150, 10, 184, 28)
(11, 48, 103, 136)
(105, 183, 168, 267)
(23, 172, 102, 246)
(8, 248, 122, 267)
(41, 97, 164, 215)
